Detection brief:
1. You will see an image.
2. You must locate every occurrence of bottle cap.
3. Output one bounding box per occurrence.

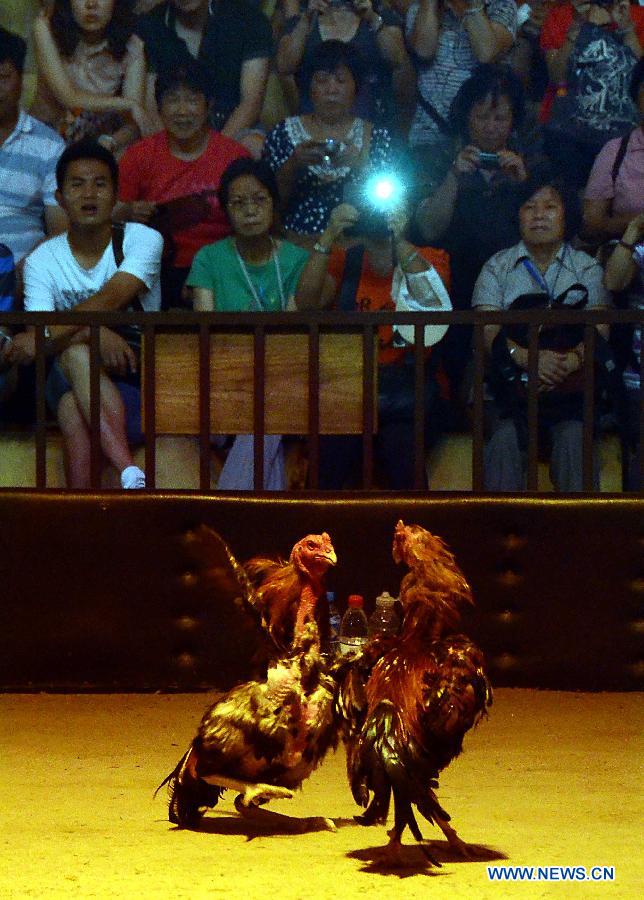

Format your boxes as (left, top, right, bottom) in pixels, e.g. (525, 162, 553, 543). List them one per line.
(376, 591, 395, 607)
(347, 594, 364, 608)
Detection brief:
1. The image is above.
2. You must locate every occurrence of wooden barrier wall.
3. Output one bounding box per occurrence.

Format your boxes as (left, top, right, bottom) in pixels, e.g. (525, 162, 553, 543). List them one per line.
(1, 492, 642, 692)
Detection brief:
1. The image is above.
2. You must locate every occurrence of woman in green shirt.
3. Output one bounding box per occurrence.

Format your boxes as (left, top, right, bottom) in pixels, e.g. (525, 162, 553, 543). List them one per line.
(187, 157, 338, 488)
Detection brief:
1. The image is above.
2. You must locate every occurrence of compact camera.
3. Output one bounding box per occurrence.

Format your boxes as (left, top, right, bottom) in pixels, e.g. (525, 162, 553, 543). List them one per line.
(320, 138, 342, 163)
(478, 151, 501, 169)
(343, 172, 405, 238)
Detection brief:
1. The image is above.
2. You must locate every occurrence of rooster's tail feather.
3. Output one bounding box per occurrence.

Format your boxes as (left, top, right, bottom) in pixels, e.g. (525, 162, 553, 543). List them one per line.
(155, 746, 222, 828)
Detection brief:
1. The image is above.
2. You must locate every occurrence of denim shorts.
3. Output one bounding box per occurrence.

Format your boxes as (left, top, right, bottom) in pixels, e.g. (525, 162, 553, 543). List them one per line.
(45, 358, 143, 443)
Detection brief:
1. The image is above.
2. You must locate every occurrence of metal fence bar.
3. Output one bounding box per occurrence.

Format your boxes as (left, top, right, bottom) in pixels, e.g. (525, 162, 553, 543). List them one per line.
(413, 324, 426, 490)
(198, 322, 211, 492)
(253, 324, 266, 491)
(471, 322, 486, 491)
(639, 338, 644, 491)
(307, 322, 320, 489)
(143, 322, 156, 490)
(582, 325, 596, 492)
(526, 324, 539, 490)
(34, 326, 47, 489)
(361, 322, 375, 489)
(89, 326, 101, 490)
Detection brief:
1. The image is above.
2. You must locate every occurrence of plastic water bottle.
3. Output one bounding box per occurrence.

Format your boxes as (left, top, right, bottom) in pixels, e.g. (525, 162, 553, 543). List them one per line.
(339, 594, 368, 655)
(368, 591, 400, 640)
(326, 591, 341, 655)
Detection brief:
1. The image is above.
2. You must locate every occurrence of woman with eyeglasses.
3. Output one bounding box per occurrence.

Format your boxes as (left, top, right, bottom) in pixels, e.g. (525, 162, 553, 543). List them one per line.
(186, 157, 338, 489)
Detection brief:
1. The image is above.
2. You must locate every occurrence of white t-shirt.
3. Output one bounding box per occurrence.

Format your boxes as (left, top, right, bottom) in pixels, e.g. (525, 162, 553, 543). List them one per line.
(23, 222, 163, 312)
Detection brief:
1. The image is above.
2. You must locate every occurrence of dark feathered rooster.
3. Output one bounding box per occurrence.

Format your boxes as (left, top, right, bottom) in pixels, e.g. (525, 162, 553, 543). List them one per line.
(157, 525, 338, 830)
(344, 520, 492, 866)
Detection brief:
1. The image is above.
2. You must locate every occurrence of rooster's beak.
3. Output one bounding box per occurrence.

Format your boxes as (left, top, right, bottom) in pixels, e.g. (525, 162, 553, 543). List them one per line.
(322, 549, 337, 567)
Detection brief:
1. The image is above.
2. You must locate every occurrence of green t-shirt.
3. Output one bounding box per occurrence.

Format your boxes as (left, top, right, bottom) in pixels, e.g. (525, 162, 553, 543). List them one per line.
(187, 237, 310, 312)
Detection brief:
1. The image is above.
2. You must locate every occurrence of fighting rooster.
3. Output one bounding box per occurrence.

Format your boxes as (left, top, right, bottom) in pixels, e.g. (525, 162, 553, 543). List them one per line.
(344, 520, 492, 866)
(157, 525, 339, 830)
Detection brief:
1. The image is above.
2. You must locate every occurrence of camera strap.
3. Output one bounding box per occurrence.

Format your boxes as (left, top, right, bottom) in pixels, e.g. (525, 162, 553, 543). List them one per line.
(337, 245, 366, 311)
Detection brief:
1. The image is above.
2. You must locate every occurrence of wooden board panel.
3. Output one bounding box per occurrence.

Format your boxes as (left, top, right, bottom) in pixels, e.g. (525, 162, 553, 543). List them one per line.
(145, 332, 376, 434)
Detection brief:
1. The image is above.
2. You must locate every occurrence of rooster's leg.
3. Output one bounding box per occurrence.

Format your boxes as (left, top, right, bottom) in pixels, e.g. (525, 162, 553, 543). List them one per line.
(377, 796, 441, 868)
(201, 773, 293, 807)
(234, 795, 336, 833)
(434, 814, 477, 859)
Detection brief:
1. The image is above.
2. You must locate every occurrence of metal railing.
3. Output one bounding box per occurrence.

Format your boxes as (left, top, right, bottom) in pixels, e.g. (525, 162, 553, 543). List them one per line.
(1, 307, 642, 492)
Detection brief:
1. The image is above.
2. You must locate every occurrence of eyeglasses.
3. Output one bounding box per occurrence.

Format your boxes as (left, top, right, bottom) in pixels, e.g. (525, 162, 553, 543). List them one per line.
(228, 194, 271, 212)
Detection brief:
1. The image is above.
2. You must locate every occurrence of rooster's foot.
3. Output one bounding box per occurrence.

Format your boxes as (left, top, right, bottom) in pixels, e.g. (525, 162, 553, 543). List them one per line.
(376, 833, 442, 869)
(435, 815, 476, 859)
(354, 810, 387, 826)
(234, 784, 294, 809)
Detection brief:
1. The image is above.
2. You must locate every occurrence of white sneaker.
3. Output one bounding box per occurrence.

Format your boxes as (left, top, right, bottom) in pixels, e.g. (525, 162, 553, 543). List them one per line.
(120, 465, 146, 489)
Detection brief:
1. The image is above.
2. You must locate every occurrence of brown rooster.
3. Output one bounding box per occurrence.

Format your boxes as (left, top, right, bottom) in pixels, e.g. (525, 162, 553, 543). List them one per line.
(344, 520, 492, 866)
(157, 525, 339, 831)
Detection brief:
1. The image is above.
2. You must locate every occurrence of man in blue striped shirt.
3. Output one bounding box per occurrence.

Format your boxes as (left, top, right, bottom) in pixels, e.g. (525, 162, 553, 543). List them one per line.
(0, 27, 67, 266)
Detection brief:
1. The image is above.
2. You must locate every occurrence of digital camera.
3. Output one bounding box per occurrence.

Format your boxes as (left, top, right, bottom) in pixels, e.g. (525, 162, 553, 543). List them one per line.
(478, 151, 501, 169)
(343, 172, 405, 238)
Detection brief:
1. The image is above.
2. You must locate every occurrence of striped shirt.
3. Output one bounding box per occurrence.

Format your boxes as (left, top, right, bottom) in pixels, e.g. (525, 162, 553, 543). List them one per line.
(0, 111, 65, 262)
(406, 1, 517, 151)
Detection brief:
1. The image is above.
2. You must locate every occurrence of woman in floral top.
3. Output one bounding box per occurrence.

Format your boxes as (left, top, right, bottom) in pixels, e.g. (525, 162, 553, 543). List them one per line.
(262, 39, 394, 241)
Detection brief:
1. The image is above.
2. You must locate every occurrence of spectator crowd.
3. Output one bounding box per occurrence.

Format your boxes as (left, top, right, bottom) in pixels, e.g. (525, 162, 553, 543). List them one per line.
(0, 0, 642, 492)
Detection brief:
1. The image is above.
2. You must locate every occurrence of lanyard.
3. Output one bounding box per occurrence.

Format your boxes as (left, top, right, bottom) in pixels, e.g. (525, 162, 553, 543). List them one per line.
(234, 238, 286, 312)
(521, 248, 566, 304)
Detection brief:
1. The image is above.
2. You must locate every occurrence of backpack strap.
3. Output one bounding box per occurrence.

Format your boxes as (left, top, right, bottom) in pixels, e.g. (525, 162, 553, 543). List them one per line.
(337, 245, 365, 311)
(111, 222, 125, 268)
(111, 222, 144, 312)
(611, 131, 632, 187)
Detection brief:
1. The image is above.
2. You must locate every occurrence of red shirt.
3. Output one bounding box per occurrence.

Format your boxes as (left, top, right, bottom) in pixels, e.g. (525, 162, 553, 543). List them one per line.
(540, 3, 644, 123)
(118, 129, 249, 269)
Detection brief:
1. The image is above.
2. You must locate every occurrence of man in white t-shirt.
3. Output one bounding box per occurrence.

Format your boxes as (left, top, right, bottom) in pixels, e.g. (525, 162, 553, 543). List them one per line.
(5, 139, 163, 489)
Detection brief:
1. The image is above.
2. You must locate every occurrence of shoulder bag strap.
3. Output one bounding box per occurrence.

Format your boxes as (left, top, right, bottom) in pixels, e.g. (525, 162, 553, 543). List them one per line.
(111, 223, 144, 312)
(338, 245, 366, 311)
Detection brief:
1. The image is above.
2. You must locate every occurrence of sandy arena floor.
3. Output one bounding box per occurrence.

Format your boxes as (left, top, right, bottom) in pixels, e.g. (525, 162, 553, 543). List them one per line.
(1, 689, 642, 899)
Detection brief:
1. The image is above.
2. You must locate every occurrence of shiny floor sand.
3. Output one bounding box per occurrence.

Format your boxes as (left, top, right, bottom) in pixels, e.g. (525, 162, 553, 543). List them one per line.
(1, 689, 642, 899)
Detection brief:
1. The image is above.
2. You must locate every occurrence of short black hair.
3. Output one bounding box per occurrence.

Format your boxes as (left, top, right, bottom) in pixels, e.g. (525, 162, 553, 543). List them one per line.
(449, 64, 526, 140)
(155, 64, 212, 107)
(218, 157, 280, 215)
(629, 57, 644, 104)
(303, 39, 364, 98)
(516, 168, 581, 243)
(55, 139, 119, 191)
(0, 26, 27, 74)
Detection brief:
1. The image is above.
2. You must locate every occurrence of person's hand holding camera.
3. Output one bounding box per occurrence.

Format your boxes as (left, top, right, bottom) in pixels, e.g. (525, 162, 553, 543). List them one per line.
(317, 203, 361, 251)
(452, 145, 481, 176)
(496, 149, 527, 182)
(292, 139, 331, 169)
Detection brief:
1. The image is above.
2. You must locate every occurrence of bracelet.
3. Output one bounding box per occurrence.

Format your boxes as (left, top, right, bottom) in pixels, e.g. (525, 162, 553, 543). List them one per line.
(313, 241, 331, 255)
(400, 250, 419, 269)
(463, 5, 484, 17)
(618, 240, 636, 251)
